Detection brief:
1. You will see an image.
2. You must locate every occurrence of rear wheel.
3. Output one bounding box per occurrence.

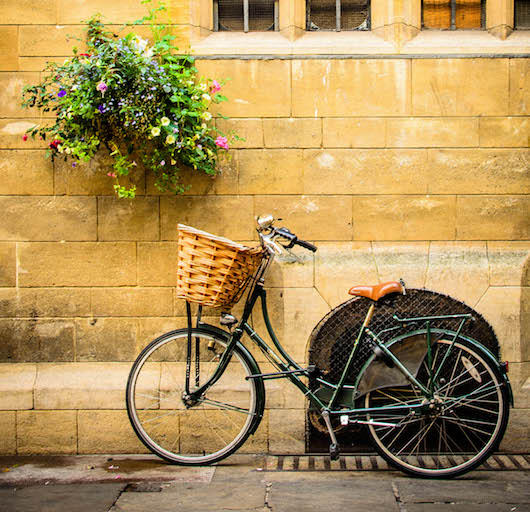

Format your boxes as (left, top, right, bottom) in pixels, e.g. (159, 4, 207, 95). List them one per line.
(365, 336, 510, 478)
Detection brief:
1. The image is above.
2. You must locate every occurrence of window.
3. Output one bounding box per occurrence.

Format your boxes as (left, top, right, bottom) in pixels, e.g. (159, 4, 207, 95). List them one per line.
(422, 0, 486, 30)
(515, 0, 530, 29)
(213, 0, 279, 31)
(306, 0, 370, 31)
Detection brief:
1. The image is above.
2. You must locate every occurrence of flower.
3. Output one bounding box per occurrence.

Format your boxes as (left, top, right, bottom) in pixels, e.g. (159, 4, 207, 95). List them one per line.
(58, 90, 67, 98)
(199, 83, 208, 92)
(160, 160, 165, 166)
(22, 134, 28, 141)
(202, 112, 212, 121)
(107, 171, 116, 178)
(165, 134, 176, 144)
(202, 93, 211, 102)
(151, 127, 161, 137)
(49, 139, 61, 150)
(96, 82, 108, 95)
(211, 80, 221, 93)
(160, 117, 170, 126)
(79, 53, 91, 57)
(215, 136, 229, 150)
(97, 105, 105, 114)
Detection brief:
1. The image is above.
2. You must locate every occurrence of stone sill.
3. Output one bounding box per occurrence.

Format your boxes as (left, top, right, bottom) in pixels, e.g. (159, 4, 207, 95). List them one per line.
(191, 30, 530, 57)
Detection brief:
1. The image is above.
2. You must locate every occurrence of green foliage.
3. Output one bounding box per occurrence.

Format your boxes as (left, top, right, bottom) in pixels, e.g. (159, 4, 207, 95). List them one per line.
(21, 0, 238, 197)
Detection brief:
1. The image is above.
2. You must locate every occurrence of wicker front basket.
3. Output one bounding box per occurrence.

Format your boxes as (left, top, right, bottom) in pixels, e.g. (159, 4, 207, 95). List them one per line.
(176, 224, 264, 309)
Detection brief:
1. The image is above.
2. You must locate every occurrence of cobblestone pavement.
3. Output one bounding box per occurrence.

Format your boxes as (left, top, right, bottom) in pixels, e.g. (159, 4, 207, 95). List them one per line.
(1, 454, 529, 512)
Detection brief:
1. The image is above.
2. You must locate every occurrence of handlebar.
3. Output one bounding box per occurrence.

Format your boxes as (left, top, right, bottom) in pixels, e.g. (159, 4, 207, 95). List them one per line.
(273, 227, 318, 253)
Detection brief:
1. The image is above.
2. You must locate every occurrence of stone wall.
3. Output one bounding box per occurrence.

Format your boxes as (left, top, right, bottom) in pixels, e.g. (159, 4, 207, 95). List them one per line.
(0, 1, 529, 455)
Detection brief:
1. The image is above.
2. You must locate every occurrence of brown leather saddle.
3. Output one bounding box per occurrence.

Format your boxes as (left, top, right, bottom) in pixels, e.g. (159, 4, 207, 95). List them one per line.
(348, 281, 404, 301)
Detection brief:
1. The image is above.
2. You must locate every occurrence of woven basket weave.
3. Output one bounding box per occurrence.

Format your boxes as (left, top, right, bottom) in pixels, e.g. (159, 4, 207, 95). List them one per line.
(176, 224, 263, 309)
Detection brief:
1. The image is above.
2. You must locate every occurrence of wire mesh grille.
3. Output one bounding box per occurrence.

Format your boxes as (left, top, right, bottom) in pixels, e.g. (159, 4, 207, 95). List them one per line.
(217, 0, 276, 31)
(308, 288, 500, 385)
(422, 0, 486, 29)
(307, 0, 370, 31)
(515, 0, 530, 29)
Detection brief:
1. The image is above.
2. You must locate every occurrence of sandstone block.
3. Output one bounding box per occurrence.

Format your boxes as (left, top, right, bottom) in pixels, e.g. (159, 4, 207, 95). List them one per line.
(480, 118, 530, 148)
(17, 411, 77, 455)
(303, 149, 428, 195)
(425, 242, 489, 307)
(456, 195, 530, 240)
(216, 118, 264, 148)
(0, 364, 36, 410)
(428, 149, 530, 195)
(509, 362, 530, 409)
(322, 118, 386, 148)
(266, 248, 314, 289)
(0, 243, 16, 287)
(0, 196, 96, 241)
(315, 242, 378, 308)
(268, 409, 306, 454)
(387, 118, 479, 148)
(510, 59, 530, 115)
(353, 195, 456, 241)
(0, 412, 16, 455)
(137, 242, 179, 286)
(0, 319, 74, 363)
(521, 288, 530, 362)
(254, 195, 352, 241)
(196, 60, 291, 117)
(263, 118, 321, 148)
(488, 242, 530, 286)
(98, 197, 159, 241)
(18, 242, 137, 287)
(35, 362, 131, 409)
(412, 59, 509, 116)
(0, 27, 18, 72)
(75, 318, 138, 362)
(19, 57, 64, 73)
(0, 120, 48, 149)
(292, 59, 410, 117)
(3, 0, 56, 23)
(78, 410, 148, 454)
(262, 363, 305, 409)
(137, 317, 195, 354)
(160, 196, 255, 241)
(18, 25, 84, 57)
(0, 72, 42, 119)
(499, 408, 530, 452)
(239, 150, 304, 195)
(92, 287, 174, 317)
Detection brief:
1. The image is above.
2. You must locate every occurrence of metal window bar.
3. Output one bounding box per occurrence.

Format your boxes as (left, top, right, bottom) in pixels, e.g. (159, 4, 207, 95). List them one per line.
(515, 0, 530, 29)
(307, 0, 370, 31)
(422, 0, 486, 30)
(214, 0, 279, 31)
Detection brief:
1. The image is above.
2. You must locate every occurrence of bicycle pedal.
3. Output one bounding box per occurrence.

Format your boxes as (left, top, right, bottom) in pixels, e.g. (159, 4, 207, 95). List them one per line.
(329, 443, 340, 461)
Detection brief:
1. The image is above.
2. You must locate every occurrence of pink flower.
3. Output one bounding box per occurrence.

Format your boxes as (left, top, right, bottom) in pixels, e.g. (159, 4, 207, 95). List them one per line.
(215, 136, 229, 150)
(22, 134, 28, 141)
(96, 82, 108, 95)
(211, 80, 221, 93)
(107, 171, 116, 178)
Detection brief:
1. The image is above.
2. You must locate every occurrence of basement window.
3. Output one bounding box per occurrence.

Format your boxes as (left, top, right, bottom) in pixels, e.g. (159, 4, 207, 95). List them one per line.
(213, 0, 279, 31)
(515, 0, 530, 29)
(422, 0, 486, 30)
(306, 0, 371, 31)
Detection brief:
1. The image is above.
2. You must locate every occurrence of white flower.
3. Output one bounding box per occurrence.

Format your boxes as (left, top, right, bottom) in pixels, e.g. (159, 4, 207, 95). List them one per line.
(151, 127, 161, 137)
(202, 112, 212, 121)
(199, 83, 208, 92)
(57, 145, 64, 153)
(166, 134, 176, 144)
(143, 48, 154, 59)
(202, 93, 211, 102)
(201, 123, 207, 130)
(65, 147, 72, 154)
(160, 117, 170, 126)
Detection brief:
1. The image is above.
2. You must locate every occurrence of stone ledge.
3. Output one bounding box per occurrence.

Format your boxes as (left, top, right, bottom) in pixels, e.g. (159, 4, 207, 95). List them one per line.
(0, 363, 36, 410)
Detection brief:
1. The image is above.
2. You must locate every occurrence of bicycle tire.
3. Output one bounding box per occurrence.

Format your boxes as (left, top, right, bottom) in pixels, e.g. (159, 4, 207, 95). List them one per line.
(364, 335, 510, 478)
(126, 327, 263, 465)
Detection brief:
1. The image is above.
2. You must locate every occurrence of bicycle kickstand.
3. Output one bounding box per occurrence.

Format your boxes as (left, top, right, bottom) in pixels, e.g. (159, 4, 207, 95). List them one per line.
(321, 410, 340, 461)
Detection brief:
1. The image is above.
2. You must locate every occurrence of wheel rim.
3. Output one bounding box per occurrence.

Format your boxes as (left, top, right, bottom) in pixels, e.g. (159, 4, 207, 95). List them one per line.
(127, 332, 257, 463)
(365, 339, 505, 476)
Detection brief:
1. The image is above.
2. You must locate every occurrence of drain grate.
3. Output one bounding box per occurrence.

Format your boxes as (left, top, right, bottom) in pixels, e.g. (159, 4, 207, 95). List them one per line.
(265, 454, 530, 472)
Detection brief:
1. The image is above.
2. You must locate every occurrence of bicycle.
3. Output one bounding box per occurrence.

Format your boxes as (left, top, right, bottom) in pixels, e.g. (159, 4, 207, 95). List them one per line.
(126, 213, 513, 478)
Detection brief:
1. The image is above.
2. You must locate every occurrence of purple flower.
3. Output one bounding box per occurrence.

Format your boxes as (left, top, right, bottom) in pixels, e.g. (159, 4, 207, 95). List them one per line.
(98, 105, 105, 113)
(72, 162, 77, 168)
(160, 160, 165, 166)
(58, 90, 67, 98)
(96, 82, 108, 95)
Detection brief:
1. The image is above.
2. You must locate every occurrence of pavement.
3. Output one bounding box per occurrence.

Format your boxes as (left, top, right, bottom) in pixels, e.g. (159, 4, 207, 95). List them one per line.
(1, 453, 529, 512)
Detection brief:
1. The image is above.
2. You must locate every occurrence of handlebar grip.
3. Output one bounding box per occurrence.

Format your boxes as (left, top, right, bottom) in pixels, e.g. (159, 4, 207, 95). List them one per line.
(295, 239, 318, 252)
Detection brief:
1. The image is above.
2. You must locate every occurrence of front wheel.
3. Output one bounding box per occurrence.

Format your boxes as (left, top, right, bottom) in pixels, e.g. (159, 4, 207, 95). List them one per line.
(365, 336, 510, 478)
(126, 328, 263, 465)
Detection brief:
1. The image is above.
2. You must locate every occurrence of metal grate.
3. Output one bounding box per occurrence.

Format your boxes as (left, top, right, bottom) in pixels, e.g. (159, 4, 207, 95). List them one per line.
(515, 0, 530, 29)
(422, 0, 486, 30)
(307, 0, 370, 31)
(214, 0, 278, 32)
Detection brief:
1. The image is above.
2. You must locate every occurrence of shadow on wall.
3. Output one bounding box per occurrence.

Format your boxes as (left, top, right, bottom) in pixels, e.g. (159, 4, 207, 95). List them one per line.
(521, 257, 530, 365)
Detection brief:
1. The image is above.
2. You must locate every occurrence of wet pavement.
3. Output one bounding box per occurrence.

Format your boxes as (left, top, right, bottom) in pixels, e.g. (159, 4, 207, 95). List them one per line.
(1, 454, 529, 512)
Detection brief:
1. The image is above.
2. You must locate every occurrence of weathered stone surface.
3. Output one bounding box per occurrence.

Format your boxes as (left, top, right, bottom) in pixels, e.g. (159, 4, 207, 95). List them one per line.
(425, 242, 489, 307)
(412, 59, 509, 116)
(17, 411, 77, 454)
(372, 242, 430, 288)
(353, 196, 456, 241)
(0, 120, 49, 149)
(510, 362, 530, 409)
(499, 408, 530, 452)
(0, 196, 97, 241)
(0, 288, 91, 318)
(387, 118, 479, 147)
(18, 242, 137, 287)
(92, 288, 174, 317)
(0, 319, 74, 363)
(238, 150, 304, 194)
(254, 195, 352, 241)
(522, 287, 530, 362)
(488, 242, 530, 286)
(456, 195, 530, 240)
(3, 0, 56, 24)
(510, 58, 530, 115)
(262, 363, 306, 409)
(0, 243, 16, 287)
(75, 318, 137, 362)
(137, 242, 179, 286)
(196, 60, 291, 117)
(35, 363, 131, 409)
(0, 27, 19, 71)
(303, 149, 428, 195)
(98, 197, 160, 241)
(78, 410, 149, 454)
(160, 196, 255, 241)
(480, 117, 530, 148)
(0, 149, 54, 194)
(268, 409, 306, 454)
(475, 286, 522, 362)
(292, 59, 410, 117)
(315, 242, 378, 307)
(18, 25, 83, 57)
(0, 364, 36, 410)
(266, 248, 314, 289)
(322, 118, 386, 148)
(136, 317, 193, 354)
(216, 118, 264, 148)
(0, 73, 41, 118)
(263, 118, 321, 148)
(428, 149, 530, 194)
(0, 412, 16, 455)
